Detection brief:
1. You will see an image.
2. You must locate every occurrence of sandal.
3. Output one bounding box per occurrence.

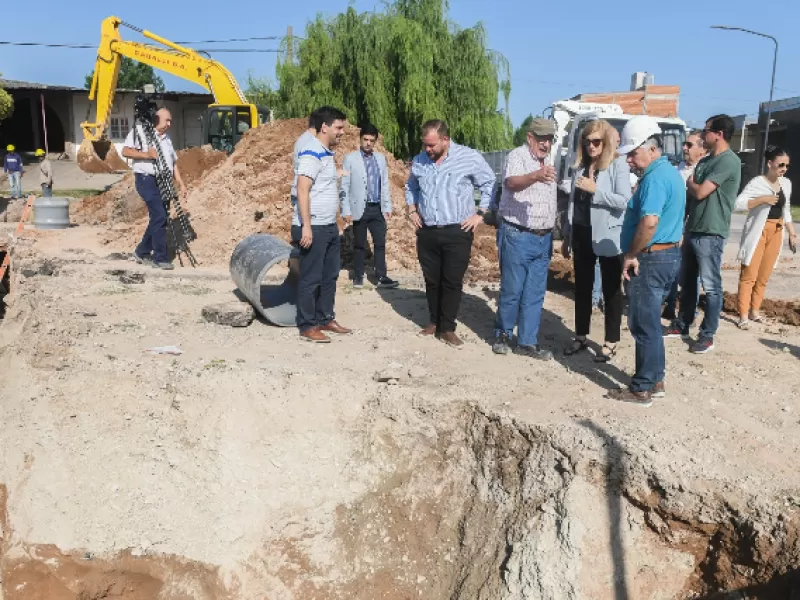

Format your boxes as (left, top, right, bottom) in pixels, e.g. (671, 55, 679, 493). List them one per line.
(564, 337, 589, 356)
(749, 314, 764, 323)
(737, 319, 750, 330)
(594, 343, 617, 363)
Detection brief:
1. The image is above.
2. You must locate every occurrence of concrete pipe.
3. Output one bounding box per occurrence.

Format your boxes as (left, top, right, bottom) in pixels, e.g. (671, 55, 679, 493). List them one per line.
(33, 197, 70, 230)
(229, 233, 300, 327)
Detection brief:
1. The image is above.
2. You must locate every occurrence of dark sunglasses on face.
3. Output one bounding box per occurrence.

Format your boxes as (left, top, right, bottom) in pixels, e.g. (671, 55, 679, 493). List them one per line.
(583, 138, 602, 148)
(777, 162, 790, 169)
(533, 134, 554, 143)
(683, 141, 695, 148)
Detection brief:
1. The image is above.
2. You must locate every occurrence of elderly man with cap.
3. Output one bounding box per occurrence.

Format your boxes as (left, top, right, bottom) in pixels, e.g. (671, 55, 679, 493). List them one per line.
(491, 117, 558, 360)
(608, 115, 686, 407)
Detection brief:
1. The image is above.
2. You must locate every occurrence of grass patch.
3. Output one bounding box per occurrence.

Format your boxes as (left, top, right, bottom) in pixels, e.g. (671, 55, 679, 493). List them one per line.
(791, 205, 800, 222)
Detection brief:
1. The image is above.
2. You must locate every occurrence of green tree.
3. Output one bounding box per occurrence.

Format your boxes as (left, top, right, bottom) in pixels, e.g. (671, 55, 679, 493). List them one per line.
(244, 72, 282, 117)
(84, 57, 166, 92)
(0, 74, 13, 121)
(513, 114, 534, 147)
(273, 0, 511, 158)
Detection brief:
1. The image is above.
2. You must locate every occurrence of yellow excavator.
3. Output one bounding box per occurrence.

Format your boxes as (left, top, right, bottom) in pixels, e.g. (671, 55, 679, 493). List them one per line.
(79, 16, 270, 171)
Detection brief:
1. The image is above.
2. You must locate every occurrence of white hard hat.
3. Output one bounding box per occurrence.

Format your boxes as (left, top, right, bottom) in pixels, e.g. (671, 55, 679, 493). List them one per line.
(617, 115, 663, 155)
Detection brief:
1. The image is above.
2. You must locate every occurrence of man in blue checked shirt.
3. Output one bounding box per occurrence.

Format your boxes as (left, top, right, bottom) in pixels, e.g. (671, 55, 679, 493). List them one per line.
(405, 119, 496, 349)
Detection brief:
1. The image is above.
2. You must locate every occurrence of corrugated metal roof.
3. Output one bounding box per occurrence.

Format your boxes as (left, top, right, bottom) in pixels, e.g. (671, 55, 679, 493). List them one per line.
(0, 78, 212, 98)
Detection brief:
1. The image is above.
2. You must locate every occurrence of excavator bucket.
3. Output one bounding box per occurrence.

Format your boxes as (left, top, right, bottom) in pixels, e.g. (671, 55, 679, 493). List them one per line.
(77, 139, 130, 174)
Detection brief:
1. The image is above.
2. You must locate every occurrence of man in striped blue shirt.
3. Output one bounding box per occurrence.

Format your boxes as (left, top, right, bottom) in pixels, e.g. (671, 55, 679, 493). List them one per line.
(405, 119, 496, 348)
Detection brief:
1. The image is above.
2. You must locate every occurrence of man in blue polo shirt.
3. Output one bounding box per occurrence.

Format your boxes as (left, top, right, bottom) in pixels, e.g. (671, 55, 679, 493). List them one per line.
(608, 115, 686, 407)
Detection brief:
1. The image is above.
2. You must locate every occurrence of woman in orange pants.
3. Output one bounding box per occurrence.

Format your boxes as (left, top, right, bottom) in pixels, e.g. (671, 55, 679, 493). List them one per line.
(734, 146, 797, 328)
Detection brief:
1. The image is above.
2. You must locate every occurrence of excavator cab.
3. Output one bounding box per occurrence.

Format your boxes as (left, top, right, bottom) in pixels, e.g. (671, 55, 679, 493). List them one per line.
(203, 104, 270, 154)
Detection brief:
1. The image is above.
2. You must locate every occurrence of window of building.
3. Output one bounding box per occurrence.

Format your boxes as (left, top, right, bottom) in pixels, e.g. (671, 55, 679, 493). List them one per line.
(109, 117, 130, 141)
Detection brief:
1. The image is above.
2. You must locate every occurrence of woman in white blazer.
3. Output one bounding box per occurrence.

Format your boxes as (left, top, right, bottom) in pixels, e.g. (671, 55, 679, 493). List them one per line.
(734, 145, 797, 328)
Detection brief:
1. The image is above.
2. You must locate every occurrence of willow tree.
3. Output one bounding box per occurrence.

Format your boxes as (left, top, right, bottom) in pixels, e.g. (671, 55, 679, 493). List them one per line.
(0, 74, 12, 122)
(275, 0, 511, 158)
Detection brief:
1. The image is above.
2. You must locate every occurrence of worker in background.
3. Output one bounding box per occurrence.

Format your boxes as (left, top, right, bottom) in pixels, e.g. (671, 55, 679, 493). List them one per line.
(293, 106, 352, 343)
(121, 107, 187, 271)
(662, 131, 707, 321)
(340, 124, 399, 290)
(36, 149, 53, 197)
(4, 144, 24, 199)
(663, 115, 741, 354)
(491, 118, 557, 360)
(609, 115, 685, 406)
(405, 119, 496, 349)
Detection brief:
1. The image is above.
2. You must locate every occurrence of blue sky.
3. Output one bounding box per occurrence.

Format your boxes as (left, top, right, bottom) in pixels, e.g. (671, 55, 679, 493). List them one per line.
(2, 0, 799, 131)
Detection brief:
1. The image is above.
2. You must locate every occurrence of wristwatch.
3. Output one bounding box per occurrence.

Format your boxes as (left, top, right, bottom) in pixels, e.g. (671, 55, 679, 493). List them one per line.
(476, 209, 486, 216)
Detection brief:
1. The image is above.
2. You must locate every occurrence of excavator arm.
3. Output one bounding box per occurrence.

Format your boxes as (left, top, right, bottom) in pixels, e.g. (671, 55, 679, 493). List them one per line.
(81, 16, 250, 141)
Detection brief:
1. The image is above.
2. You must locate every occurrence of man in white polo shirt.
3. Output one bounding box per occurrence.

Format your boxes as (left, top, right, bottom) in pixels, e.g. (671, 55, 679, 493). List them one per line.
(293, 106, 351, 343)
(122, 107, 187, 270)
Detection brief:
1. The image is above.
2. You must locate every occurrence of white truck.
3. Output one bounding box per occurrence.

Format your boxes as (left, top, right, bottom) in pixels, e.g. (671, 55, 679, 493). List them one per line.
(546, 99, 689, 199)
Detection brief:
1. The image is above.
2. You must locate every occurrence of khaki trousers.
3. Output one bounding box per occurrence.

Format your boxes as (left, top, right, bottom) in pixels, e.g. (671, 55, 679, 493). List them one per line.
(738, 218, 783, 315)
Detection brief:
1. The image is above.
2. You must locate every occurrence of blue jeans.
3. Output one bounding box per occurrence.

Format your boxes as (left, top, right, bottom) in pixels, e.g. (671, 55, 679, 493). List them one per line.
(494, 222, 551, 346)
(8, 172, 22, 198)
(627, 246, 680, 392)
(676, 234, 725, 339)
(292, 223, 340, 332)
(664, 262, 699, 314)
(41, 184, 52, 197)
(134, 173, 168, 263)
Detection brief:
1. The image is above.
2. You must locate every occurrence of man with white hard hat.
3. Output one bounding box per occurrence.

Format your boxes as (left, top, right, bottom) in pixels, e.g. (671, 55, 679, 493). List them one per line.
(607, 115, 686, 407)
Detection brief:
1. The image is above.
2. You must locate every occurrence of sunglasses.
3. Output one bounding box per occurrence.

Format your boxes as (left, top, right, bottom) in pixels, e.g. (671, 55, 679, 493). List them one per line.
(583, 138, 603, 148)
(683, 141, 695, 148)
(777, 162, 790, 169)
(701, 129, 718, 136)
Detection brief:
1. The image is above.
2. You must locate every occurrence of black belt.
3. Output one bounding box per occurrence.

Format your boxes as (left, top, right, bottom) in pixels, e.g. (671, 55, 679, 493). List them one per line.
(421, 223, 461, 230)
(503, 218, 552, 236)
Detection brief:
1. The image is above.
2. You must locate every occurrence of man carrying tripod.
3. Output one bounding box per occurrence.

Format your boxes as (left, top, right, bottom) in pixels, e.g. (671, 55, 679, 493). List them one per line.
(122, 106, 188, 270)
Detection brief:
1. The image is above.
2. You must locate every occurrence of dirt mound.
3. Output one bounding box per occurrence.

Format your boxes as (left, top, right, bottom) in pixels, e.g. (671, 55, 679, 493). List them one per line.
(723, 291, 800, 326)
(73, 147, 227, 227)
(79, 119, 505, 276)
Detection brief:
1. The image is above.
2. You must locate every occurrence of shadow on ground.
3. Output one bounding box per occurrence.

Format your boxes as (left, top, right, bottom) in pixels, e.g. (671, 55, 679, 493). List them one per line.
(377, 285, 629, 391)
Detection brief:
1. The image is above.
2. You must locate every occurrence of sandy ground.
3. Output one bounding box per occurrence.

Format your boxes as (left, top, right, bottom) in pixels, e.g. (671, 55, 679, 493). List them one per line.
(0, 222, 799, 597)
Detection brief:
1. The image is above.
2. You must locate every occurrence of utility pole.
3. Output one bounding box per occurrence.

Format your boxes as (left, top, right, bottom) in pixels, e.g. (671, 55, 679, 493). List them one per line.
(286, 26, 293, 64)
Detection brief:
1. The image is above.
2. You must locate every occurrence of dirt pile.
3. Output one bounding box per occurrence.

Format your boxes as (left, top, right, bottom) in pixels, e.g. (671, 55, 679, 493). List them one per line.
(75, 119, 505, 278)
(723, 291, 800, 326)
(73, 146, 227, 227)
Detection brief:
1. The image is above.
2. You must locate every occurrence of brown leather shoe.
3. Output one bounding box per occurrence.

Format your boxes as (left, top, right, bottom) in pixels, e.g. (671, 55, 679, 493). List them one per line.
(320, 320, 352, 335)
(651, 381, 665, 398)
(439, 331, 464, 349)
(417, 323, 437, 337)
(606, 387, 652, 407)
(300, 327, 331, 343)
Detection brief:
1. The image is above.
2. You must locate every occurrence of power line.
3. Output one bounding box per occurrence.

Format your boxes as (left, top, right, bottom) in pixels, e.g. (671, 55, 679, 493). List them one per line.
(0, 40, 282, 53)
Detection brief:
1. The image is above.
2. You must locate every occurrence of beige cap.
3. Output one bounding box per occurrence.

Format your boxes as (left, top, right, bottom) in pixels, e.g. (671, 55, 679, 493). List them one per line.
(528, 118, 556, 137)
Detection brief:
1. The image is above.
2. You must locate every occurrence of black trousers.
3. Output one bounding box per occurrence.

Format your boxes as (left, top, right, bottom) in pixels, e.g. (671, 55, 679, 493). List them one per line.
(352, 203, 387, 279)
(416, 226, 473, 333)
(571, 223, 623, 343)
(291, 224, 340, 332)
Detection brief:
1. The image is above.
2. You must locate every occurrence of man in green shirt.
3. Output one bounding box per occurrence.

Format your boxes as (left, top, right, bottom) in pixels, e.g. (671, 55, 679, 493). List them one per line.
(663, 114, 741, 354)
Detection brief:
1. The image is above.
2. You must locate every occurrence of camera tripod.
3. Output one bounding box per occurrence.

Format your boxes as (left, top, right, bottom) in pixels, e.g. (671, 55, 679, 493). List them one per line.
(133, 116, 197, 267)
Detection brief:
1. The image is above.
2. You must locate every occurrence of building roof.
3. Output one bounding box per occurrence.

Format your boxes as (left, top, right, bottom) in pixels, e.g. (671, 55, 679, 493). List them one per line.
(0, 78, 84, 91)
(0, 78, 212, 98)
(761, 96, 800, 114)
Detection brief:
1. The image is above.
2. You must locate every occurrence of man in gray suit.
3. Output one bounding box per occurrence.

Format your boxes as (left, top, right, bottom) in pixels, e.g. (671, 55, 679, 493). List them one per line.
(341, 124, 399, 289)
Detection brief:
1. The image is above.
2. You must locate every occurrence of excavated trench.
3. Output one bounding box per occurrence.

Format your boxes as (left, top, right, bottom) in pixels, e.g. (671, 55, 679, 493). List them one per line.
(2, 401, 798, 599)
(0, 253, 799, 599)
